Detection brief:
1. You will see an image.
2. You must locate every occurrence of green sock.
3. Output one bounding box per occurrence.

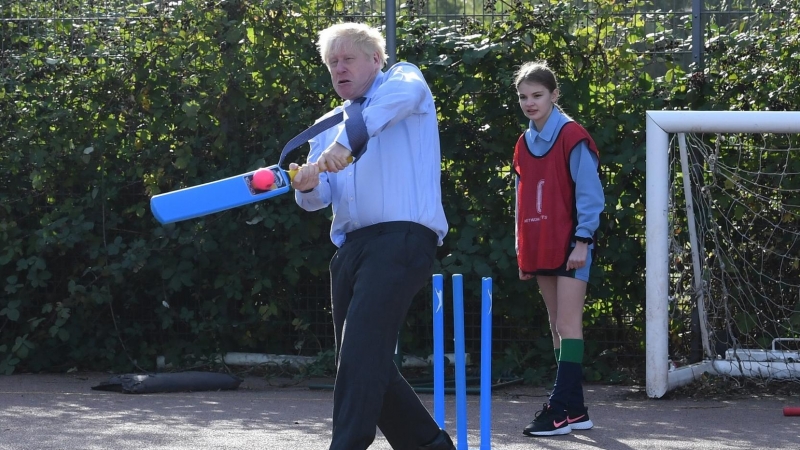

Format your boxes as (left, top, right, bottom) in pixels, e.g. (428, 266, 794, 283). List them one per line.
(559, 339, 584, 363)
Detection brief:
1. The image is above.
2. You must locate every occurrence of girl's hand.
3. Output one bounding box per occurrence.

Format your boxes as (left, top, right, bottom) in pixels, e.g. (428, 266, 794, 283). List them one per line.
(566, 242, 589, 270)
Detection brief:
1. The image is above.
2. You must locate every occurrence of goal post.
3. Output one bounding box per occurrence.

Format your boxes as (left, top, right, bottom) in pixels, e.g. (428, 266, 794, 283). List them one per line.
(645, 110, 800, 398)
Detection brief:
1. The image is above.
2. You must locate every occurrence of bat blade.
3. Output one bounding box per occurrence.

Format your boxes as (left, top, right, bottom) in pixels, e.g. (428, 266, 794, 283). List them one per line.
(150, 165, 291, 224)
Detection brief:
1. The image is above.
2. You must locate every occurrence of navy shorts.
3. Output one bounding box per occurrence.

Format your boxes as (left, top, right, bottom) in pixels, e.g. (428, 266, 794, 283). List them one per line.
(526, 247, 592, 282)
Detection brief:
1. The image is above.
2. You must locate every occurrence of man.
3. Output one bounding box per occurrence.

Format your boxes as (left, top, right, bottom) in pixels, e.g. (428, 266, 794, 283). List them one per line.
(289, 23, 452, 450)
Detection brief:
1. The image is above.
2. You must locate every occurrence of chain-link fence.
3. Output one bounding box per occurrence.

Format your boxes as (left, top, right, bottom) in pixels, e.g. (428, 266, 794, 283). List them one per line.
(1, 0, 767, 66)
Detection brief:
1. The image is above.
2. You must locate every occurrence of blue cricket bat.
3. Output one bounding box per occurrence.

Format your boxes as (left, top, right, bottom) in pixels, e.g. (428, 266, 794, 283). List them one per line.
(150, 102, 360, 225)
(150, 165, 292, 225)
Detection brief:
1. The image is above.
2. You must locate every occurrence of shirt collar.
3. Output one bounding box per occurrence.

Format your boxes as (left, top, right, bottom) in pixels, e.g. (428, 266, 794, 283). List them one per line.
(528, 106, 564, 142)
(346, 70, 384, 108)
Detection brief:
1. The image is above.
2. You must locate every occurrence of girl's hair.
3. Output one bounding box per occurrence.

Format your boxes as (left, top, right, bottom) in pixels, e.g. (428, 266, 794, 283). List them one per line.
(513, 61, 558, 92)
(318, 23, 388, 68)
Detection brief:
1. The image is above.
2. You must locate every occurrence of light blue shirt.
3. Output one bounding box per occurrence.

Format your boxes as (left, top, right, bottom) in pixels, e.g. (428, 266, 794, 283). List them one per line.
(295, 62, 448, 248)
(517, 107, 604, 240)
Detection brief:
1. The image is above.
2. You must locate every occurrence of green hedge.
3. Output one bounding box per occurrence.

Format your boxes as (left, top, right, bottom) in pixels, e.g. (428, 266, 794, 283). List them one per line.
(2, 0, 799, 381)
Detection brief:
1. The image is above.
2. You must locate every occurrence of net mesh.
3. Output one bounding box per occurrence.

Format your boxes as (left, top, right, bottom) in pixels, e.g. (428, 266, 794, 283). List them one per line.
(669, 131, 800, 381)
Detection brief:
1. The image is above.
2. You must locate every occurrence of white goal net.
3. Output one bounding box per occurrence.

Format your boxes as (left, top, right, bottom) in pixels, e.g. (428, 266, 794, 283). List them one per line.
(645, 111, 800, 398)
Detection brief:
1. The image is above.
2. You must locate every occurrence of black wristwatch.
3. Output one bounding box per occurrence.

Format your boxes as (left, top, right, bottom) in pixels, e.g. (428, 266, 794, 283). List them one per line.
(574, 236, 593, 245)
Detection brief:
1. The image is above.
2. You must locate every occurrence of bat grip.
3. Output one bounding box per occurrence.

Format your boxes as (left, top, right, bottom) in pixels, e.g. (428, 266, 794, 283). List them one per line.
(287, 156, 354, 182)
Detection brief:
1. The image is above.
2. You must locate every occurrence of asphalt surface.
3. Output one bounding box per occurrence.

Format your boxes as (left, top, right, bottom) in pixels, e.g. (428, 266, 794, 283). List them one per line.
(1, 372, 799, 449)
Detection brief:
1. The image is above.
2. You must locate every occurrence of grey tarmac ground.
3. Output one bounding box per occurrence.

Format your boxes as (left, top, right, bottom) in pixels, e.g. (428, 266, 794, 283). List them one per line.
(1, 372, 799, 450)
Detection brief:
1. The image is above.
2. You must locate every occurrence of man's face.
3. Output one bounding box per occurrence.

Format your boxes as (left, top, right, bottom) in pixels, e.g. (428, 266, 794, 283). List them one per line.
(325, 44, 381, 100)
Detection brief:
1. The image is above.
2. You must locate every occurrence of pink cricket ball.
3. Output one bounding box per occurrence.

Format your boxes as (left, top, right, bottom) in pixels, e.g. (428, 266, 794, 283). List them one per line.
(252, 168, 275, 191)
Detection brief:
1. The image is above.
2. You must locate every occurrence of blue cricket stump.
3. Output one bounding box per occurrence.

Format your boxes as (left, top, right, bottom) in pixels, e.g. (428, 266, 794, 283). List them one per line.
(432, 274, 493, 450)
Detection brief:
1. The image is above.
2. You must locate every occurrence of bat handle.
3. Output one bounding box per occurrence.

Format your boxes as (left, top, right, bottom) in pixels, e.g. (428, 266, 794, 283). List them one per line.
(287, 156, 354, 182)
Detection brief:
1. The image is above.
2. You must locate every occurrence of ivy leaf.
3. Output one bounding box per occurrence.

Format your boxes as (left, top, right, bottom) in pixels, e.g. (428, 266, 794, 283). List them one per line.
(181, 100, 200, 117)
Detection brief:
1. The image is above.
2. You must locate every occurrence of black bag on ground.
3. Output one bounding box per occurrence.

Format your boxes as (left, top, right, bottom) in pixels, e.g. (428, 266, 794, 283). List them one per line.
(91, 371, 243, 394)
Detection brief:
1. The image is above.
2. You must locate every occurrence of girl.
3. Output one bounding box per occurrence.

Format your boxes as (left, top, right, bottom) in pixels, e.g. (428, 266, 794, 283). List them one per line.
(512, 61, 605, 437)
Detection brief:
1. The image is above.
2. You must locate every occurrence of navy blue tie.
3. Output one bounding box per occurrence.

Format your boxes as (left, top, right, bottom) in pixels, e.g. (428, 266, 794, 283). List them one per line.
(277, 97, 368, 168)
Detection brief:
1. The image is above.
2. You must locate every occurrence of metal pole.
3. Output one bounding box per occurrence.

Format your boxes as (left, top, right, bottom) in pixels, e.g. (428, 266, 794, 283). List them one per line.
(677, 133, 713, 359)
(385, 0, 397, 66)
(692, 0, 704, 69)
(645, 112, 670, 399)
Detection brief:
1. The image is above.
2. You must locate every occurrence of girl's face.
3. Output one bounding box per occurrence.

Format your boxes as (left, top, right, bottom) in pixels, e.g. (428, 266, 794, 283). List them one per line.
(517, 81, 558, 131)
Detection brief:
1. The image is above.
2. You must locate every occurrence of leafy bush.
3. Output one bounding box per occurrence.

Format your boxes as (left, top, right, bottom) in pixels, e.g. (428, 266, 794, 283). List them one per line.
(2, 0, 798, 382)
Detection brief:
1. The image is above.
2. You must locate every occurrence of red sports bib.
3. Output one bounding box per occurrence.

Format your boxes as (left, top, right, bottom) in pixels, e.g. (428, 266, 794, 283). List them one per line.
(513, 122, 599, 272)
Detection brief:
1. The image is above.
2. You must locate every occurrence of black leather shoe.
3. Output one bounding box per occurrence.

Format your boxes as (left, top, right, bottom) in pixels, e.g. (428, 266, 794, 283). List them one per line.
(418, 429, 456, 450)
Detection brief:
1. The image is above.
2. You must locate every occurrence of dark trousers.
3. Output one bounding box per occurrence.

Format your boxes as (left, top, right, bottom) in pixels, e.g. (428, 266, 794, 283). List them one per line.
(328, 221, 440, 450)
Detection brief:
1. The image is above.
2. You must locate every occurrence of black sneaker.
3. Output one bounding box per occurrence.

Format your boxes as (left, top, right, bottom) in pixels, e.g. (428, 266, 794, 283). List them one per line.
(523, 403, 572, 436)
(567, 406, 594, 430)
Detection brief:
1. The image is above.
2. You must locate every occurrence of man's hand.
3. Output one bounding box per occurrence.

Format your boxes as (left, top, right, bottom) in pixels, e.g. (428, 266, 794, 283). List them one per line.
(290, 162, 321, 192)
(317, 142, 352, 173)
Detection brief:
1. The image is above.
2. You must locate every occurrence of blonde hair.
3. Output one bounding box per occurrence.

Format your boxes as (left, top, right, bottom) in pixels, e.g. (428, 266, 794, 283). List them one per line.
(317, 23, 388, 68)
